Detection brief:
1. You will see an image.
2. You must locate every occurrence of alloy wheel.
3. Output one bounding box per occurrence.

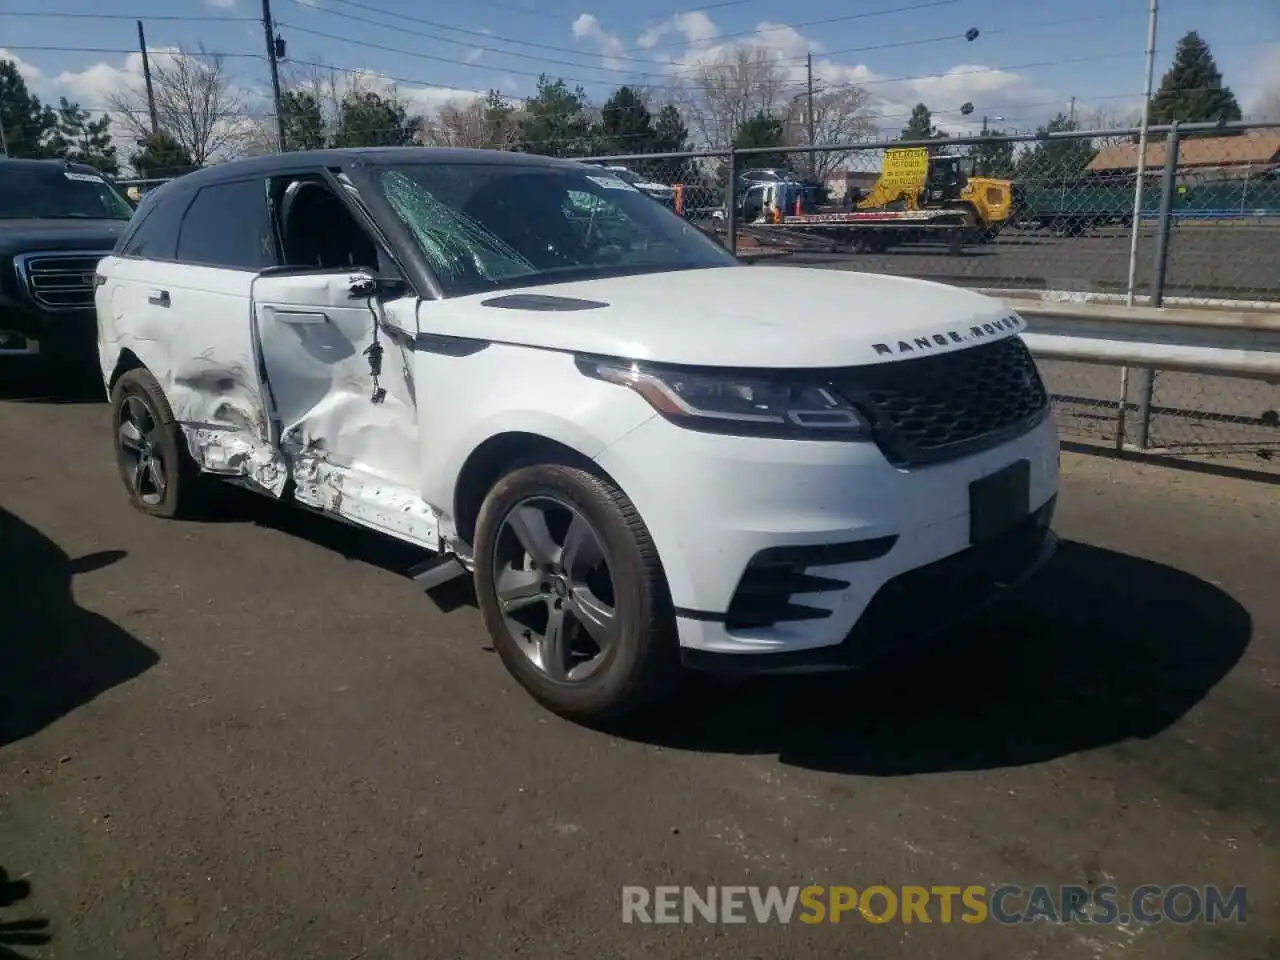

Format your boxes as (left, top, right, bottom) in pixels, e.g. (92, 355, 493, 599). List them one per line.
(117, 394, 166, 506)
(492, 496, 619, 682)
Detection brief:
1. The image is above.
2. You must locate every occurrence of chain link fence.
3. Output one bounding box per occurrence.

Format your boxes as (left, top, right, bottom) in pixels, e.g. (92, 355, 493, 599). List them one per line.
(585, 121, 1280, 474)
(106, 128, 1280, 474)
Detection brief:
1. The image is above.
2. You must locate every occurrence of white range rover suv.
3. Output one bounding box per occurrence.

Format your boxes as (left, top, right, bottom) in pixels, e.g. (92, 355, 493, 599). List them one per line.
(95, 148, 1060, 721)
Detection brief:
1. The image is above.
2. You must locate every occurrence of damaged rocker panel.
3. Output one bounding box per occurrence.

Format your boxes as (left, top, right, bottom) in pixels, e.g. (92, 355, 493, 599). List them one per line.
(180, 423, 289, 497)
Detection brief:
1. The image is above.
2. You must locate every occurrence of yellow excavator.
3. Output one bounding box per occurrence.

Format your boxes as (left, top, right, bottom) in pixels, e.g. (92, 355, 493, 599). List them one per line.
(852, 147, 1018, 239)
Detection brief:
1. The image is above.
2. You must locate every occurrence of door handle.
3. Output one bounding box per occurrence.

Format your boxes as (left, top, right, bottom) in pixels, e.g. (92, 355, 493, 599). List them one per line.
(274, 309, 329, 325)
(148, 290, 170, 307)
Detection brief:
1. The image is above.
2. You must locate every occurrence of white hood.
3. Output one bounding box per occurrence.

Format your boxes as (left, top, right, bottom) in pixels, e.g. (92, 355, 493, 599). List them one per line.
(418, 266, 1023, 368)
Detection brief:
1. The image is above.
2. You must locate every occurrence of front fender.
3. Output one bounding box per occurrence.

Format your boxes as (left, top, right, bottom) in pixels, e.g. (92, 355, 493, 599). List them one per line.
(414, 343, 656, 522)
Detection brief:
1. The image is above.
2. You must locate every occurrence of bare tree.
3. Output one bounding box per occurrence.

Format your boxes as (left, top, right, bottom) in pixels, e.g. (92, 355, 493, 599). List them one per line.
(109, 46, 249, 166)
(1080, 104, 1143, 148)
(420, 93, 522, 149)
(421, 99, 488, 147)
(782, 84, 875, 181)
(672, 46, 790, 149)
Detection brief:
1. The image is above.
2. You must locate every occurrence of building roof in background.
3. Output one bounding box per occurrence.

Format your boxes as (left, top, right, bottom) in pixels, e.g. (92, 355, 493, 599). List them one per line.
(1088, 131, 1280, 172)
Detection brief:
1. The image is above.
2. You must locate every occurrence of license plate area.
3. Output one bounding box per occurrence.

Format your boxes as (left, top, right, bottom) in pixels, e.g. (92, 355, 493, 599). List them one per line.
(969, 459, 1031, 544)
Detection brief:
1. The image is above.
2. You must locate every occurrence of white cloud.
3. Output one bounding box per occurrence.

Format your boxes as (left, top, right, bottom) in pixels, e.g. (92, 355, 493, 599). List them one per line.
(643, 10, 1051, 139)
(465, 48, 484, 65)
(0, 48, 43, 84)
(638, 11, 718, 51)
(1244, 43, 1280, 112)
(571, 14, 627, 73)
(343, 68, 486, 116)
(203, 0, 238, 9)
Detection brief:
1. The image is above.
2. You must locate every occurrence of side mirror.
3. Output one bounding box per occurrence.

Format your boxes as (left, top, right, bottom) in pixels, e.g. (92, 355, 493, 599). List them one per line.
(348, 274, 408, 301)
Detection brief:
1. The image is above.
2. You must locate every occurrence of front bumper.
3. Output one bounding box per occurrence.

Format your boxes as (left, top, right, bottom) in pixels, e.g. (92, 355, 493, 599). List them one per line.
(594, 409, 1060, 667)
(0, 301, 99, 369)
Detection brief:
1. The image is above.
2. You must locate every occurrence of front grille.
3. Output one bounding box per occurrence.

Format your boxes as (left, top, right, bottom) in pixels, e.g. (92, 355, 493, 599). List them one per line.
(832, 335, 1049, 467)
(14, 252, 105, 310)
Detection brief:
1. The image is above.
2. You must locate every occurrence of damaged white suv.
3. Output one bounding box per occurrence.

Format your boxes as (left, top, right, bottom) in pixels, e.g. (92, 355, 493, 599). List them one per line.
(95, 148, 1060, 721)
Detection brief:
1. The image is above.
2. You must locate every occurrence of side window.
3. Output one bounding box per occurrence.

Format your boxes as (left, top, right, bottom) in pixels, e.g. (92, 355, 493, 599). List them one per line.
(272, 175, 380, 271)
(175, 179, 277, 270)
(120, 190, 186, 261)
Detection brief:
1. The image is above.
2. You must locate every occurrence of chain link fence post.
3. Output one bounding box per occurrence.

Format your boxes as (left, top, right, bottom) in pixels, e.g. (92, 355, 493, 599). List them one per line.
(1132, 122, 1182, 450)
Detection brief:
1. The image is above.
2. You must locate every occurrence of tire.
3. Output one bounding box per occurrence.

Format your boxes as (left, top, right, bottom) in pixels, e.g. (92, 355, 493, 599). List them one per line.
(110, 368, 206, 519)
(473, 461, 681, 722)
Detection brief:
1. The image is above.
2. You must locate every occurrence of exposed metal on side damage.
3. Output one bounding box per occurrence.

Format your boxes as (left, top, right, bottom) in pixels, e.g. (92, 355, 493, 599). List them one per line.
(180, 424, 289, 496)
(291, 454, 440, 550)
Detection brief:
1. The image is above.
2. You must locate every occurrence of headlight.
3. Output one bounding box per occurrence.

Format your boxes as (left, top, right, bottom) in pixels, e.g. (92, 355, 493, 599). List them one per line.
(576, 357, 871, 441)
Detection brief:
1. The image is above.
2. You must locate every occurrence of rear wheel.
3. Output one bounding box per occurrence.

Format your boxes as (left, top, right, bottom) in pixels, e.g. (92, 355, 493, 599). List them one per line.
(473, 462, 681, 722)
(110, 368, 206, 519)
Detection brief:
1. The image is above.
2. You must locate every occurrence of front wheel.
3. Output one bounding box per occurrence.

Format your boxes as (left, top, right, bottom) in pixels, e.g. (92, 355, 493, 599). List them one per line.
(473, 462, 681, 722)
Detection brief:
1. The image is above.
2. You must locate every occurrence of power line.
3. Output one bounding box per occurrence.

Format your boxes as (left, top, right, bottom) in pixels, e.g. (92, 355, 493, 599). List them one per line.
(1, 44, 265, 59)
(277, 14, 657, 76)
(0, 11, 259, 22)
(273, 29, 1201, 97)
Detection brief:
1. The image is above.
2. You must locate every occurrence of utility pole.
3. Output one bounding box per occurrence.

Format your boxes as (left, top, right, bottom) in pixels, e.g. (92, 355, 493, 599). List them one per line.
(805, 52, 816, 147)
(137, 20, 160, 136)
(0, 121, 8, 156)
(1068, 95, 1077, 126)
(261, 0, 286, 152)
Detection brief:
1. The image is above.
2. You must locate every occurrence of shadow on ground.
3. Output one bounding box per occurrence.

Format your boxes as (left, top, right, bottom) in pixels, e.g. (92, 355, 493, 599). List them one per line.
(619, 540, 1252, 775)
(0, 867, 50, 959)
(186, 487, 478, 611)
(0, 509, 158, 748)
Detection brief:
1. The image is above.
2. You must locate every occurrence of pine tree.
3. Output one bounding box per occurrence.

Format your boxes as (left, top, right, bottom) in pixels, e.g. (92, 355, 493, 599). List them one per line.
(0, 59, 58, 158)
(130, 132, 194, 178)
(481, 90, 519, 149)
(516, 75, 593, 157)
(1149, 31, 1242, 125)
(733, 111, 788, 170)
(279, 90, 327, 151)
(899, 103, 949, 154)
(47, 98, 119, 175)
(594, 86, 653, 158)
(1014, 113, 1098, 180)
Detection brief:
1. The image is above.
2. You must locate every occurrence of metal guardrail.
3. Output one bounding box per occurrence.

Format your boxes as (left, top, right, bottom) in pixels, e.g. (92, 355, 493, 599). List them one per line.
(1011, 299, 1280, 378)
(988, 296, 1280, 462)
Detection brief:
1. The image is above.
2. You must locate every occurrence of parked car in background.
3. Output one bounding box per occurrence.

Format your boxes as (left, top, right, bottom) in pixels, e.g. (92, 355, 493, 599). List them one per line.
(0, 158, 134, 384)
(594, 165, 677, 206)
(94, 147, 1059, 722)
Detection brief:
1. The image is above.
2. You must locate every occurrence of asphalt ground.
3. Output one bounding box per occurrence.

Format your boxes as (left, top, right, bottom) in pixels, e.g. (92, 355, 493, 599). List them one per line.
(746, 223, 1280, 302)
(1, 388, 1278, 960)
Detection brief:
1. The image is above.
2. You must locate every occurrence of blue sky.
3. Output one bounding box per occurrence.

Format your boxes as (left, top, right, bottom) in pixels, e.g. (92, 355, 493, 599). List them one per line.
(3, 0, 1278, 139)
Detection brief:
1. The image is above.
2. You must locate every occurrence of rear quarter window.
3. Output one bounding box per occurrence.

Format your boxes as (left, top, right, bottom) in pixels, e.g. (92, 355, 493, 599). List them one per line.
(118, 187, 188, 261)
(175, 179, 276, 270)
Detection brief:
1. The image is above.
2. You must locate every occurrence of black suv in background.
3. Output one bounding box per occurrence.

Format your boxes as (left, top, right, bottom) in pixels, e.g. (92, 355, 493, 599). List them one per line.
(0, 158, 135, 384)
